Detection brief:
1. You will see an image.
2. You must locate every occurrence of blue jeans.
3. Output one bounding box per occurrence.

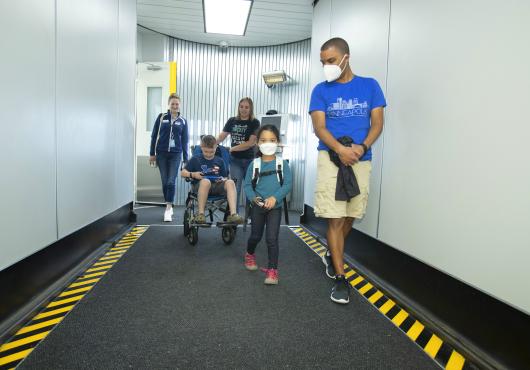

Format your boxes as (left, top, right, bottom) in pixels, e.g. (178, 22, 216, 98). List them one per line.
(156, 151, 181, 203)
(230, 156, 252, 212)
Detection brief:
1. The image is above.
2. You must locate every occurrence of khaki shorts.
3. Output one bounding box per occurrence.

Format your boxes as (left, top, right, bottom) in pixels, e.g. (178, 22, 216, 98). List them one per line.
(314, 150, 372, 219)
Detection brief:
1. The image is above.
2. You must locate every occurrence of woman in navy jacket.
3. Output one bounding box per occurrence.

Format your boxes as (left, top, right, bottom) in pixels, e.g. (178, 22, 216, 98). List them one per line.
(149, 93, 189, 222)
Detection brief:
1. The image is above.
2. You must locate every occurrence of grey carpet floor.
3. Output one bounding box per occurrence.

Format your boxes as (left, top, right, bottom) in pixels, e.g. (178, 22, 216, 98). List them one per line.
(19, 226, 438, 370)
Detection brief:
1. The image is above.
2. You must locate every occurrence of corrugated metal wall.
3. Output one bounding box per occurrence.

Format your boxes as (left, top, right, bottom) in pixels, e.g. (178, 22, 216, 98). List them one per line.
(170, 38, 311, 210)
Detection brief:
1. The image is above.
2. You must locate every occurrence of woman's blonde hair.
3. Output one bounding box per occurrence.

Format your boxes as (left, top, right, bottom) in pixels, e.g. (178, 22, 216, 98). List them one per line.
(236, 97, 255, 121)
(168, 93, 180, 104)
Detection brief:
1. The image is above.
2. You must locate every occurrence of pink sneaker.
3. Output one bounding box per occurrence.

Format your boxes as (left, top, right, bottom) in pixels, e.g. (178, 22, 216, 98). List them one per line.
(263, 268, 279, 285)
(245, 253, 258, 271)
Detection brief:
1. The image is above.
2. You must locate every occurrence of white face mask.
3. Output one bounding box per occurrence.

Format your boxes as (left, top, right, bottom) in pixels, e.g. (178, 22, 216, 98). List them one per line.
(323, 54, 347, 82)
(259, 142, 278, 156)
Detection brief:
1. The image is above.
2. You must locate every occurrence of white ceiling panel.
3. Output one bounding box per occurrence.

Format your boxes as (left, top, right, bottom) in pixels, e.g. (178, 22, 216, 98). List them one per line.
(137, 0, 313, 47)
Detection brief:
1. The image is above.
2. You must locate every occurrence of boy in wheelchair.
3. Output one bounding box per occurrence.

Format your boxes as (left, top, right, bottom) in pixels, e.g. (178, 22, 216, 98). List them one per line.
(181, 135, 244, 224)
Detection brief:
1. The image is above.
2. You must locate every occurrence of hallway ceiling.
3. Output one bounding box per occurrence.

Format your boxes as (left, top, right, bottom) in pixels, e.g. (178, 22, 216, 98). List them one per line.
(137, 0, 313, 47)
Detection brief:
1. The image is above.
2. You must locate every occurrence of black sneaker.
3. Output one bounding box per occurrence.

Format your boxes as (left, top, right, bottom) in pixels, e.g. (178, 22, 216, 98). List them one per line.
(330, 275, 350, 304)
(321, 250, 336, 279)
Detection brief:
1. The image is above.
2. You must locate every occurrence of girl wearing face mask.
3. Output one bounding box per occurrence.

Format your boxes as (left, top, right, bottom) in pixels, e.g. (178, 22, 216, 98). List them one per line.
(149, 93, 189, 222)
(243, 125, 292, 285)
(217, 97, 260, 213)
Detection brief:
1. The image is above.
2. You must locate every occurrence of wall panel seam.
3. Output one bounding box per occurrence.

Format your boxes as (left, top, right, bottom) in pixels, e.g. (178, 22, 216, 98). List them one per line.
(376, 0, 392, 239)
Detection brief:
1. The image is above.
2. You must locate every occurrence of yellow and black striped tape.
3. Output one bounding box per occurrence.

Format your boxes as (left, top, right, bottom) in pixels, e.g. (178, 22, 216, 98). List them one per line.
(289, 226, 470, 370)
(0, 225, 149, 370)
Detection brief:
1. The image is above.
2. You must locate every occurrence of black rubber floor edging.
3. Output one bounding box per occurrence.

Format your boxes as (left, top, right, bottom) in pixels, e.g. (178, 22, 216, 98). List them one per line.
(290, 225, 475, 370)
(0, 203, 134, 344)
(301, 204, 530, 370)
(0, 226, 148, 369)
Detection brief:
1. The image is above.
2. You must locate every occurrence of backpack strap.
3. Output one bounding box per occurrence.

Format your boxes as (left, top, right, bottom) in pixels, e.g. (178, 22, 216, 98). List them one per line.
(251, 157, 261, 190)
(275, 155, 284, 185)
(154, 112, 169, 153)
(252, 156, 285, 190)
(154, 113, 163, 153)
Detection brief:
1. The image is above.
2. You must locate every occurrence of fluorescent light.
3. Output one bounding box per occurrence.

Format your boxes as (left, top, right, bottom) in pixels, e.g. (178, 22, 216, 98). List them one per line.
(204, 0, 252, 36)
(262, 70, 287, 86)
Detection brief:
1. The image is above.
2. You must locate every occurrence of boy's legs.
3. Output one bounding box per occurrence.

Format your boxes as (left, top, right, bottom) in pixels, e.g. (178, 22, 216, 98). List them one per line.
(199, 180, 243, 224)
(221, 179, 243, 223)
(223, 179, 237, 215)
(197, 179, 211, 215)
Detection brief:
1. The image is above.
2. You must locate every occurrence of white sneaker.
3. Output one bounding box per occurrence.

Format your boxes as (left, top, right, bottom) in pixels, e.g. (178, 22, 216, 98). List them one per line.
(169, 207, 174, 215)
(164, 210, 172, 222)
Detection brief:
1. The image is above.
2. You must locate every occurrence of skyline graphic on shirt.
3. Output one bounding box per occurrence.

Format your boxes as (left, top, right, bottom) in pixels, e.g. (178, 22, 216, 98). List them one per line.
(327, 97, 368, 118)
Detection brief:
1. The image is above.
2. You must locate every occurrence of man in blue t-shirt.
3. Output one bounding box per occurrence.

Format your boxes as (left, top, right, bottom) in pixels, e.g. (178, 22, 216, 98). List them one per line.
(309, 37, 386, 305)
(181, 135, 244, 224)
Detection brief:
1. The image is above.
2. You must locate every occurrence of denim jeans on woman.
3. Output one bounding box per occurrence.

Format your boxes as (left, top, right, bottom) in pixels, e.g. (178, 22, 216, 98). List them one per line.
(229, 156, 252, 211)
(156, 151, 181, 203)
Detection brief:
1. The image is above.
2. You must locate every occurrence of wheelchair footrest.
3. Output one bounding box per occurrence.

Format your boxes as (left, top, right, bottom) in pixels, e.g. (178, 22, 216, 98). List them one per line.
(189, 223, 212, 228)
(216, 222, 238, 227)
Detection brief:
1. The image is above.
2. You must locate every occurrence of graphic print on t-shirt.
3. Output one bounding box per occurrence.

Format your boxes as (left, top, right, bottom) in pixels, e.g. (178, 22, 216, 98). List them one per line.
(327, 97, 369, 118)
(200, 164, 220, 175)
(230, 124, 247, 144)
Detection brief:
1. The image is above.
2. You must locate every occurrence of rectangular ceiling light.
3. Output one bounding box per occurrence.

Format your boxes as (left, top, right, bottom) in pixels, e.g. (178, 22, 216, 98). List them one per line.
(204, 0, 252, 36)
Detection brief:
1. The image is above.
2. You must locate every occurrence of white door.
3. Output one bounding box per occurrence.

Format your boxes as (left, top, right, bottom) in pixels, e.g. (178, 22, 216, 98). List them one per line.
(135, 62, 171, 203)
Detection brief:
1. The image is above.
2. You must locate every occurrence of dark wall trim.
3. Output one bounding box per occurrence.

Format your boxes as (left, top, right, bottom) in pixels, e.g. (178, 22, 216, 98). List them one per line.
(0, 203, 135, 342)
(301, 204, 530, 370)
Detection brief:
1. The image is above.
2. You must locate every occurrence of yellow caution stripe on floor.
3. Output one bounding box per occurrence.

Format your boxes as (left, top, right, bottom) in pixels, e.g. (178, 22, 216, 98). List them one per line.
(288, 225, 471, 370)
(0, 226, 149, 369)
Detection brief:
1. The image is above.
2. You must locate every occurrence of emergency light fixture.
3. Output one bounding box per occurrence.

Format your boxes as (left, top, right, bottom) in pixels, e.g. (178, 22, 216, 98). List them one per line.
(262, 70, 287, 87)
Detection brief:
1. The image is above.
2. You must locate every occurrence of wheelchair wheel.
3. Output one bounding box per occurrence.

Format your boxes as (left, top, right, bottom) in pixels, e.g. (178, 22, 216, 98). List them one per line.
(221, 226, 235, 245)
(187, 227, 198, 245)
(183, 209, 191, 237)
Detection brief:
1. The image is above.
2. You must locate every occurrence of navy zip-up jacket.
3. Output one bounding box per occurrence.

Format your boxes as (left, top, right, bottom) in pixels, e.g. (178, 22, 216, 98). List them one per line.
(150, 110, 189, 160)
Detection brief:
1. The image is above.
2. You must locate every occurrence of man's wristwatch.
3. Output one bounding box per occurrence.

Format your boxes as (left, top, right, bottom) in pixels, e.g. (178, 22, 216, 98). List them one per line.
(360, 143, 368, 155)
(189, 172, 193, 179)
